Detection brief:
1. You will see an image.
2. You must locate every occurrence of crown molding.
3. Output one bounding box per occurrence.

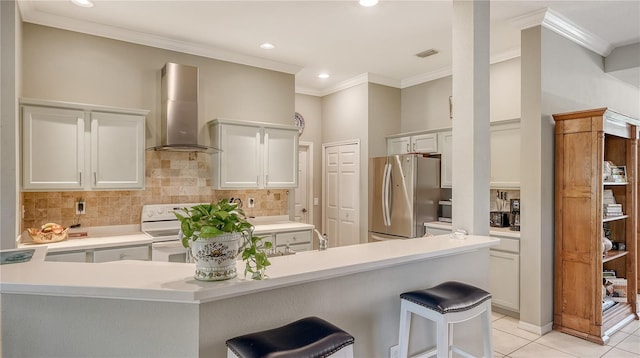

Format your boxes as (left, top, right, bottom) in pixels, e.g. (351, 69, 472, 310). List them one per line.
(401, 67, 452, 89)
(510, 7, 614, 57)
(295, 86, 323, 97)
(17, 2, 302, 75)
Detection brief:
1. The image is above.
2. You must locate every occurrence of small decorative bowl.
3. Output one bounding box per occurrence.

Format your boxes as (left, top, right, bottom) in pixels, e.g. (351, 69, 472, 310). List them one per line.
(27, 228, 69, 244)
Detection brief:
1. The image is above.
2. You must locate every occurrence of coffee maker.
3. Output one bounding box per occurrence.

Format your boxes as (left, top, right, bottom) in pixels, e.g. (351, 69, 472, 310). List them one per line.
(510, 199, 520, 231)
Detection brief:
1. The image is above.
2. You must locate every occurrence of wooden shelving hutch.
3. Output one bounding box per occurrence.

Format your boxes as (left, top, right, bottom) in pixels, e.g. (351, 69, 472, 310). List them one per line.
(553, 108, 638, 344)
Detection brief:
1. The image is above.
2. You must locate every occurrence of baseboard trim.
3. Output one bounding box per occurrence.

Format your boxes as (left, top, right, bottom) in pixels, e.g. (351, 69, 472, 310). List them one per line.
(518, 320, 553, 335)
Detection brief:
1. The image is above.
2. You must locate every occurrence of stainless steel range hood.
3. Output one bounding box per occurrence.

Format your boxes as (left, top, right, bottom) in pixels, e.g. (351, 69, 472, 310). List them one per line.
(148, 62, 219, 153)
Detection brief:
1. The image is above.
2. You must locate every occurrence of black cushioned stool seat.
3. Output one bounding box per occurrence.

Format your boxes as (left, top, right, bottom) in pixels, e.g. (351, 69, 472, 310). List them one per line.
(226, 316, 355, 358)
(397, 281, 493, 358)
(400, 281, 491, 314)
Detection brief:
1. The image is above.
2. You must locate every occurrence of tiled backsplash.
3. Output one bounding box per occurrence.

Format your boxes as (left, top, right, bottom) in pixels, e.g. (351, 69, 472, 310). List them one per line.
(21, 151, 288, 230)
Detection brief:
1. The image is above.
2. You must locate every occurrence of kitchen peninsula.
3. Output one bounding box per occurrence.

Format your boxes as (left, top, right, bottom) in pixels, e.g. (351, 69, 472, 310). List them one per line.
(1, 235, 498, 357)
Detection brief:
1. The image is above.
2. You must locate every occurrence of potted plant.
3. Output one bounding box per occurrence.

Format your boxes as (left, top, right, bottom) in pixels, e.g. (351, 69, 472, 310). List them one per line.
(174, 199, 272, 281)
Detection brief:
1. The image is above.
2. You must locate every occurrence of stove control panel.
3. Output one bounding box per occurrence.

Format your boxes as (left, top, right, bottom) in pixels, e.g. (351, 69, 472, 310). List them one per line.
(141, 203, 204, 223)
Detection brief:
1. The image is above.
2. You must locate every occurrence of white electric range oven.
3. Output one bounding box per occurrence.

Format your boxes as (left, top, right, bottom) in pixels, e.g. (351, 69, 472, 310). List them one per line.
(141, 203, 204, 262)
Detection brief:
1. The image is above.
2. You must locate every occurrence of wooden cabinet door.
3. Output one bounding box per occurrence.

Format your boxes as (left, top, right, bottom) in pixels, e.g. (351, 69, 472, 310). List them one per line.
(437, 131, 453, 188)
(22, 106, 85, 190)
(264, 127, 298, 188)
(490, 120, 521, 188)
(91, 112, 145, 189)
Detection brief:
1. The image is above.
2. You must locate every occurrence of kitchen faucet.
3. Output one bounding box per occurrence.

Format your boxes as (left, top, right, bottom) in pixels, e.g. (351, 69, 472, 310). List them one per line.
(314, 229, 328, 250)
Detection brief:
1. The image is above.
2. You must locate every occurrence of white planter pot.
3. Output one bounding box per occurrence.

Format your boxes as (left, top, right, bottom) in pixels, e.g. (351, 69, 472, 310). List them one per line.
(190, 232, 246, 281)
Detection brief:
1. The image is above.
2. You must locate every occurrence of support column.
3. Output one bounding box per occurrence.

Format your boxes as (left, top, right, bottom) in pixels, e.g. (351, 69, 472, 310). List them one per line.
(451, 0, 490, 235)
(0, 0, 19, 249)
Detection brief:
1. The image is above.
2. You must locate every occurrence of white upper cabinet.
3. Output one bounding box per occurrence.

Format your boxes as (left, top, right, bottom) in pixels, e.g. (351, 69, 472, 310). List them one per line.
(411, 133, 438, 153)
(490, 120, 520, 188)
(210, 119, 298, 189)
(387, 133, 438, 155)
(23, 106, 85, 190)
(90, 112, 145, 189)
(437, 130, 453, 188)
(22, 100, 147, 191)
(214, 122, 262, 188)
(263, 127, 298, 188)
(387, 136, 411, 155)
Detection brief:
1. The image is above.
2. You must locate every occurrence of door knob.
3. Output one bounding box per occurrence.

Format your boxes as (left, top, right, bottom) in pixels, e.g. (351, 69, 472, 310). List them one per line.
(302, 208, 307, 213)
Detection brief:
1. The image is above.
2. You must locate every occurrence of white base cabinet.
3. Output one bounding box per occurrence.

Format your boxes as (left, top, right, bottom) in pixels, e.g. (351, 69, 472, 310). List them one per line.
(209, 119, 299, 189)
(92, 245, 151, 263)
(256, 229, 313, 254)
(45, 244, 152, 263)
(489, 234, 520, 312)
(22, 100, 147, 191)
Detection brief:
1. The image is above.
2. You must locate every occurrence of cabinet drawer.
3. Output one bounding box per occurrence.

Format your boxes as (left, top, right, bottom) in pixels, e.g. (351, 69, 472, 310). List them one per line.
(490, 236, 519, 253)
(279, 242, 312, 252)
(45, 251, 89, 262)
(93, 245, 151, 263)
(275, 230, 312, 247)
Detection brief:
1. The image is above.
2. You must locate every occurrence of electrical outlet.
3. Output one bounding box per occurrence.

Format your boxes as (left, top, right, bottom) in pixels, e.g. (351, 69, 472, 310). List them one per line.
(76, 201, 86, 215)
(248, 198, 255, 208)
(389, 345, 399, 358)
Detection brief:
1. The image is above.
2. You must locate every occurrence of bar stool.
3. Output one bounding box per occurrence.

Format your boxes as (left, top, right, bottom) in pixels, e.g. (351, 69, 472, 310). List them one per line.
(398, 281, 493, 358)
(226, 316, 355, 358)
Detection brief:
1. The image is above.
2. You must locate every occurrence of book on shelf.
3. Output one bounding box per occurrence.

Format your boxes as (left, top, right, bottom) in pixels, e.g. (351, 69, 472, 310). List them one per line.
(603, 190, 616, 205)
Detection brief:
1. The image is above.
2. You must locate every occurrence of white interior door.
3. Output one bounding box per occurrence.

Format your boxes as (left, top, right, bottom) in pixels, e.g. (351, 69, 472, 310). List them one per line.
(294, 142, 312, 224)
(323, 141, 360, 247)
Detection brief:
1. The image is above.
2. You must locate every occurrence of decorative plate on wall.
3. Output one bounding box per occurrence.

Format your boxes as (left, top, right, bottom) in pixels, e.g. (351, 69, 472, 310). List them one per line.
(294, 112, 305, 136)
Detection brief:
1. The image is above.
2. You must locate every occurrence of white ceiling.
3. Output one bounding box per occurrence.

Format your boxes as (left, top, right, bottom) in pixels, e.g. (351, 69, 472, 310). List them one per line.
(18, 1, 640, 96)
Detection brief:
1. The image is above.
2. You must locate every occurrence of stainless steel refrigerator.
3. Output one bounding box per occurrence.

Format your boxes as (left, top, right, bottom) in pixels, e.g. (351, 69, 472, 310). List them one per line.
(368, 155, 440, 241)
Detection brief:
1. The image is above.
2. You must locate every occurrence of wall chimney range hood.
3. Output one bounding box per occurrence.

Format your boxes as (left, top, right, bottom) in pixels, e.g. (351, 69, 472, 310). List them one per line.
(148, 62, 219, 153)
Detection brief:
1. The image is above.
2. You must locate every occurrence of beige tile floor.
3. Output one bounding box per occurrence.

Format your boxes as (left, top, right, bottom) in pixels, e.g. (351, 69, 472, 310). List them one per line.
(492, 311, 640, 358)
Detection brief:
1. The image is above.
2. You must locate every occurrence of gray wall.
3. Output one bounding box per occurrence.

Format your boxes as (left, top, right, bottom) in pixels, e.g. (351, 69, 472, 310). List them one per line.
(322, 83, 369, 242)
(520, 26, 640, 331)
(295, 93, 323, 231)
(400, 57, 521, 132)
(368, 83, 401, 158)
(21, 23, 295, 150)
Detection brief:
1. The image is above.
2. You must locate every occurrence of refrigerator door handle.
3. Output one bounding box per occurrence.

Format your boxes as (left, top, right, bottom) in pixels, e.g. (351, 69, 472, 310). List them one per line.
(383, 163, 392, 227)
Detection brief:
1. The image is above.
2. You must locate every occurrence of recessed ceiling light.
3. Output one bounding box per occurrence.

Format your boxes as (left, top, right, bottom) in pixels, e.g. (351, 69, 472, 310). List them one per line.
(359, 0, 378, 7)
(71, 0, 94, 8)
(318, 73, 330, 79)
(260, 43, 275, 50)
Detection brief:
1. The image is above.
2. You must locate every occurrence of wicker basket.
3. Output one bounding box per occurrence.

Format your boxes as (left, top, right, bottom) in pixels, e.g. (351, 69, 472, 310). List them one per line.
(27, 228, 69, 244)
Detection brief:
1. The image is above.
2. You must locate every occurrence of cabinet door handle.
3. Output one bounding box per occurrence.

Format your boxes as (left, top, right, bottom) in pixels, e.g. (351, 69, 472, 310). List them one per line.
(413, 143, 416, 151)
(79, 172, 82, 186)
(406, 143, 410, 152)
(94, 172, 97, 186)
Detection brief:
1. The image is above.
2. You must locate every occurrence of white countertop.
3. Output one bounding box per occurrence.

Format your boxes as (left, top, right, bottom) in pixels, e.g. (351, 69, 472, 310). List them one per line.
(253, 221, 314, 235)
(1, 234, 498, 304)
(18, 233, 153, 253)
(17, 220, 314, 253)
(18, 232, 153, 252)
(424, 221, 521, 239)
